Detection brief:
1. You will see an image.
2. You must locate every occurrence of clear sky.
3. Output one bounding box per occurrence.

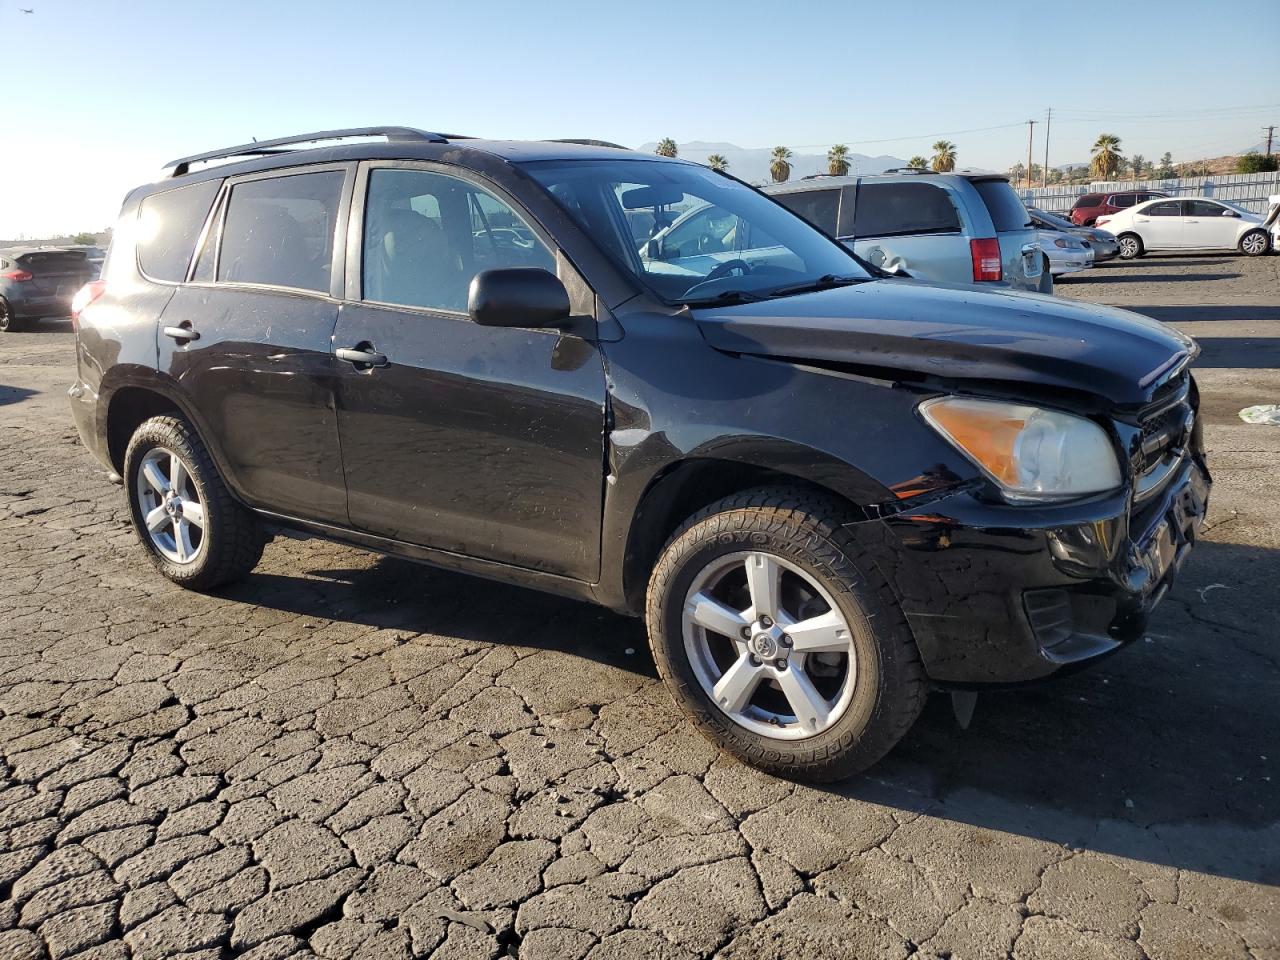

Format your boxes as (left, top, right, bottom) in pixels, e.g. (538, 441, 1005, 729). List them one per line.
(3, 0, 1278, 237)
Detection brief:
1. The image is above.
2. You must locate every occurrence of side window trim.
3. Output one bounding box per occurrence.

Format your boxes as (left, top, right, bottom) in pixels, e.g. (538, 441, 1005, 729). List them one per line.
(186, 181, 230, 283)
(190, 162, 354, 299)
(346, 159, 575, 316)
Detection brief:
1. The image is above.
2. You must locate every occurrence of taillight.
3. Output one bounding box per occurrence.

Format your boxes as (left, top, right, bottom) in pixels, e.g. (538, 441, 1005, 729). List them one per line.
(1, 268, 34, 282)
(70, 280, 107, 329)
(970, 238, 1002, 282)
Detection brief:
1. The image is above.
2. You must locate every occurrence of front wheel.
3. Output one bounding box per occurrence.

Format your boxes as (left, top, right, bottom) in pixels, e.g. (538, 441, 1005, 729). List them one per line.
(1239, 229, 1270, 257)
(124, 415, 266, 590)
(645, 488, 926, 781)
(1117, 233, 1144, 259)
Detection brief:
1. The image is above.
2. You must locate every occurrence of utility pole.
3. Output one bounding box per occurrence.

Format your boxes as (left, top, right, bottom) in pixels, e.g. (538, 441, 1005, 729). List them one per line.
(1042, 108, 1051, 188)
(1025, 119, 1037, 190)
(1265, 125, 1275, 156)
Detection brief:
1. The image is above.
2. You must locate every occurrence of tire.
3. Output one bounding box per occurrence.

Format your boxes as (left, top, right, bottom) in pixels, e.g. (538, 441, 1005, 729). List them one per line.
(1239, 229, 1270, 257)
(1117, 233, 1144, 259)
(124, 415, 265, 590)
(645, 487, 926, 782)
(0, 299, 26, 333)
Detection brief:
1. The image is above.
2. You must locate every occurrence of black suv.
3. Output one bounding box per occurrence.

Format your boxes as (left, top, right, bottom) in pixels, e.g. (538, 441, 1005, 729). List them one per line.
(69, 127, 1210, 781)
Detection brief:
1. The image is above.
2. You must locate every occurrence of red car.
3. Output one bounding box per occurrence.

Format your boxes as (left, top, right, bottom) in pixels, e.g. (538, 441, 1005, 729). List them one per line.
(1070, 190, 1168, 226)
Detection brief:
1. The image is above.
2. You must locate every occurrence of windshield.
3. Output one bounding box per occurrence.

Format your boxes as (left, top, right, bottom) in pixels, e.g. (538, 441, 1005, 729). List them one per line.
(523, 159, 870, 303)
(1030, 208, 1074, 231)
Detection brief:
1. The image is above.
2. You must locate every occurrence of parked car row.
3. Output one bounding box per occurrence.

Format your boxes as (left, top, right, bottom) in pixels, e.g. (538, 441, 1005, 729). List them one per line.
(764, 170, 1050, 292)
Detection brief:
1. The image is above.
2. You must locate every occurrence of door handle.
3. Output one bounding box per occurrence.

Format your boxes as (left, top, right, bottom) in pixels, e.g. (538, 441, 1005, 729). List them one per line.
(163, 325, 200, 341)
(336, 344, 388, 368)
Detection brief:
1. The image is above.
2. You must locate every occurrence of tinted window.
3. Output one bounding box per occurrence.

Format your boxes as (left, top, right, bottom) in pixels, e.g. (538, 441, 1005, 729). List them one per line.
(775, 189, 839, 236)
(852, 182, 960, 237)
(1109, 194, 1136, 208)
(970, 179, 1030, 231)
(362, 168, 554, 312)
(218, 172, 343, 292)
(526, 159, 868, 303)
(1071, 194, 1101, 209)
(137, 180, 222, 282)
(1184, 200, 1225, 217)
(1146, 201, 1181, 217)
(15, 250, 87, 272)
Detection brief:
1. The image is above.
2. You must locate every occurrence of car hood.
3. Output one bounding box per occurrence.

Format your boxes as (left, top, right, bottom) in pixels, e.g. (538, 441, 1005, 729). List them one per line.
(693, 279, 1195, 406)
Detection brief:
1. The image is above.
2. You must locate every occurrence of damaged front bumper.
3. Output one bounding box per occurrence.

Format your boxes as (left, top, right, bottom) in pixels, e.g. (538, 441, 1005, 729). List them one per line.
(859, 455, 1211, 685)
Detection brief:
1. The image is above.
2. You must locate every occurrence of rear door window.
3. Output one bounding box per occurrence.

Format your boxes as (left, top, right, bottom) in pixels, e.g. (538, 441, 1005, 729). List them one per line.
(1146, 201, 1182, 217)
(970, 179, 1031, 232)
(852, 182, 961, 237)
(218, 172, 344, 293)
(774, 189, 839, 236)
(137, 180, 222, 282)
(1110, 193, 1136, 208)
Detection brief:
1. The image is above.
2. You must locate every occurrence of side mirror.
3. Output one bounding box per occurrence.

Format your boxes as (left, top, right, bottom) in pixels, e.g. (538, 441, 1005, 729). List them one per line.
(468, 268, 571, 329)
(1223, 209, 1240, 217)
(645, 238, 661, 260)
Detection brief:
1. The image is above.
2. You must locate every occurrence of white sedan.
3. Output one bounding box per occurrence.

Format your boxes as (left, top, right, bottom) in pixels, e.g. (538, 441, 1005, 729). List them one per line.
(1098, 198, 1271, 259)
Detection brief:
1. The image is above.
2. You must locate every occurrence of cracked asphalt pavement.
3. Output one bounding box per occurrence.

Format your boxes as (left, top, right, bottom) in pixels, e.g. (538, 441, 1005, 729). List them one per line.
(1, 252, 1276, 959)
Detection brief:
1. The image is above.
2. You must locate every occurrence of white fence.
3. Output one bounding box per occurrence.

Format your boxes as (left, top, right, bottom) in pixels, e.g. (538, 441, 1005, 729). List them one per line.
(1018, 171, 1280, 216)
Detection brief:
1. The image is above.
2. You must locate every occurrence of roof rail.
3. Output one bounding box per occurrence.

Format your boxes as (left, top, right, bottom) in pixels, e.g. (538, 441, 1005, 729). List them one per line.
(879, 167, 937, 175)
(162, 127, 451, 178)
(545, 138, 630, 150)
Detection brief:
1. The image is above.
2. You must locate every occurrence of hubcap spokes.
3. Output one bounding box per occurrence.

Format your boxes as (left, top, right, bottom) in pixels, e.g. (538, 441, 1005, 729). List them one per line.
(682, 551, 856, 740)
(136, 448, 204, 564)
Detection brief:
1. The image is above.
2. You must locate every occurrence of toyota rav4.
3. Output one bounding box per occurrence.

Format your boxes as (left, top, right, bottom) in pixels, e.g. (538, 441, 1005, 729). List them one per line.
(69, 128, 1210, 781)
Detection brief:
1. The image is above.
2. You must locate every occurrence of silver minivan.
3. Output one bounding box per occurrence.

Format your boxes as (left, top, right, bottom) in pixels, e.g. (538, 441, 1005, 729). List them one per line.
(764, 171, 1047, 292)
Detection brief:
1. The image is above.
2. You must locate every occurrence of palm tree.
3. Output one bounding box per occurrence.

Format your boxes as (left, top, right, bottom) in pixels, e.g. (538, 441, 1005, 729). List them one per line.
(827, 144, 850, 176)
(931, 140, 957, 172)
(655, 138, 678, 158)
(770, 146, 793, 183)
(705, 153, 728, 172)
(906, 155, 928, 170)
(1089, 134, 1122, 180)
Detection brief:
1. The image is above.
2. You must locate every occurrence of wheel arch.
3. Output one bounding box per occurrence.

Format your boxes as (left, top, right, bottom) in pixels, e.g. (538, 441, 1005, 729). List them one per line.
(102, 375, 247, 506)
(608, 447, 888, 615)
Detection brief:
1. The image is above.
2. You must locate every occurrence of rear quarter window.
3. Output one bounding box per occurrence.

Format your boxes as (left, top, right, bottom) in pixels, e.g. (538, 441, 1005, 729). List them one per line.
(971, 179, 1031, 232)
(137, 180, 223, 282)
(774, 189, 839, 236)
(15, 251, 88, 271)
(1071, 194, 1101, 209)
(852, 182, 960, 237)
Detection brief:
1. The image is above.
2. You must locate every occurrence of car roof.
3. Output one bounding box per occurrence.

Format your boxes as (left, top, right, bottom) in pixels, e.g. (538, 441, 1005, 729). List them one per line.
(764, 170, 1008, 195)
(0, 245, 85, 258)
(153, 132, 688, 192)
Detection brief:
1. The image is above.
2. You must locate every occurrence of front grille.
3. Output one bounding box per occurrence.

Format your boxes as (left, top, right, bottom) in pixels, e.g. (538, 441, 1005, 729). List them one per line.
(1133, 373, 1194, 500)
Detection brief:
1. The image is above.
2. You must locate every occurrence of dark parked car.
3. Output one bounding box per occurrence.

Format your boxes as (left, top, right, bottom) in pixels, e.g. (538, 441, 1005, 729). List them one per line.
(1070, 190, 1168, 226)
(69, 127, 1210, 781)
(0, 247, 97, 331)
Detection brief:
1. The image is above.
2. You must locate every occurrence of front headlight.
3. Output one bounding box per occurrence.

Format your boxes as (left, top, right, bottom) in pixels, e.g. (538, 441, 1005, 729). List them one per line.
(920, 397, 1121, 501)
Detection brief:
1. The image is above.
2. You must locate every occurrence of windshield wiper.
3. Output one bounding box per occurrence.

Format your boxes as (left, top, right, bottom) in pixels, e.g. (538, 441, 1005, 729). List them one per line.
(765, 274, 869, 298)
(677, 289, 769, 308)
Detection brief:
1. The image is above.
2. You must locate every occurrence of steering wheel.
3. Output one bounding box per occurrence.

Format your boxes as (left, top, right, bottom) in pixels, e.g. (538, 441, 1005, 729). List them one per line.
(703, 259, 752, 283)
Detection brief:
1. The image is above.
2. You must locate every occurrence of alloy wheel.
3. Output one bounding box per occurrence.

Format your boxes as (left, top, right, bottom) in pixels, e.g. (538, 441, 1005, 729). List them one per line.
(1119, 236, 1140, 258)
(1241, 232, 1268, 255)
(681, 551, 857, 740)
(135, 447, 206, 564)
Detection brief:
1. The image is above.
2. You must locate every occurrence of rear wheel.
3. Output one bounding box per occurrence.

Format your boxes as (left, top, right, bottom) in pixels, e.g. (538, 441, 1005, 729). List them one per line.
(1239, 229, 1269, 257)
(0, 299, 26, 333)
(1118, 233, 1144, 259)
(646, 488, 926, 781)
(124, 415, 265, 590)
